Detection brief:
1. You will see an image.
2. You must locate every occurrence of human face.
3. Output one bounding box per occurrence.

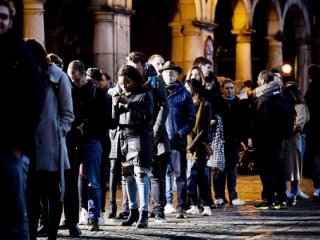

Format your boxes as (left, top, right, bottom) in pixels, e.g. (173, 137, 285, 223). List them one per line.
(190, 69, 201, 81)
(200, 63, 212, 77)
(149, 56, 164, 75)
(162, 69, 178, 85)
(0, 6, 12, 35)
(127, 60, 144, 76)
(67, 67, 82, 82)
(118, 75, 135, 93)
(98, 74, 110, 89)
(222, 82, 235, 98)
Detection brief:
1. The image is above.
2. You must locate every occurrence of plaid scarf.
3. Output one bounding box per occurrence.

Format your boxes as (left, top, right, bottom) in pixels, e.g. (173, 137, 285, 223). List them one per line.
(207, 114, 225, 171)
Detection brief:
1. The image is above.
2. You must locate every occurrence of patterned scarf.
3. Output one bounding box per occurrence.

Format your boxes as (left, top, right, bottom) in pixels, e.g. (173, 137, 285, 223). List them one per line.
(207, 114, 225, 171)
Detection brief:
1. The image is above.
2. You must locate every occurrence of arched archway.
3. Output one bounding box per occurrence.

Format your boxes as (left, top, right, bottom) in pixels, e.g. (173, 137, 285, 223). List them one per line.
(251, 0, 282, 80)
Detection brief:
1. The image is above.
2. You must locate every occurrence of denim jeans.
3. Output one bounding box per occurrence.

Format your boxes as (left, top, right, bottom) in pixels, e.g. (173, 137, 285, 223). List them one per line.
(0, 153, 30, 240)
(125, 166, 150, 212)
(187, 156, 209, 206)
(170, 150, 187, 209)
(79, 140, 102, 222)
(165, 157, 174, 205)
(149, 152, 168, 212)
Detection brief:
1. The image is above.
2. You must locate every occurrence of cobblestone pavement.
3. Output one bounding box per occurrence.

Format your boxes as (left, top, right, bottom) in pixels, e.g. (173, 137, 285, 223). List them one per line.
(40, 175, 320, 239)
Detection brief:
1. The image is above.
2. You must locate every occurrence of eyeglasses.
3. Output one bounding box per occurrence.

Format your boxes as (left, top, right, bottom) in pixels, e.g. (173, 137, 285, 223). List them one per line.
(0, 13, 9, 20)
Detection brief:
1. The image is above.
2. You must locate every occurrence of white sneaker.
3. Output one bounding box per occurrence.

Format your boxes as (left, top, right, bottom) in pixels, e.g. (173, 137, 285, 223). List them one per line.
(297, 190, 309, 200)
(214, 198, 224, 205)
(202, 206, 212, 216)
(186, 205, 199, 215)
(313, 188, 320, 197)
(231, 198, 246, 206)
(98, 212, 105, 225)
(79, 208, 88, 225)
(164, 204, 177, 214)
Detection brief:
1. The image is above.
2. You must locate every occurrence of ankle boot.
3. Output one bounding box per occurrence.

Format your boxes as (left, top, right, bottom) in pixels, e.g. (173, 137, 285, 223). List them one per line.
(108, 201, 117, 218)
(121, 208, 139, 226)
(136, 210, 148, 228)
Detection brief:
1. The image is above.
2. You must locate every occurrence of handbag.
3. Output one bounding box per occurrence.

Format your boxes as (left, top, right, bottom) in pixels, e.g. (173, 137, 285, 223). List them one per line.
(202, 142, 213, 160)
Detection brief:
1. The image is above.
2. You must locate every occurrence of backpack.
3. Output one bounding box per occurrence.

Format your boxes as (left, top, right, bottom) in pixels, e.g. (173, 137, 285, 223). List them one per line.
(269, 94, 296, 140)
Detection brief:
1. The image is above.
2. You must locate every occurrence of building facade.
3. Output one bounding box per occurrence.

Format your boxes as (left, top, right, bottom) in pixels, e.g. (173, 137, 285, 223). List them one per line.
(15, 0, 320, 94)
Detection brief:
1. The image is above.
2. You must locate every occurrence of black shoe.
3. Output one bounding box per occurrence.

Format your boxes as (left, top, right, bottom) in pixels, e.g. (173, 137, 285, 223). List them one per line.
(108, 212, 116, 219)
(88, 220, 99, 231)
(275, 201, 287, 209)
(37, 224, 48, 237)
(254, 201, 273, 210)
(155, 212, 167, 223)
(116, 211, 130, 220)
(136, 211, 148, 228)
(69, 225, 82, 237)
(148, 211, 155, 218)
(121, 209, 139, 226)
(176, 208, 186, 219)
(109, 201, 117, 219)
(287, 197, 297, 206)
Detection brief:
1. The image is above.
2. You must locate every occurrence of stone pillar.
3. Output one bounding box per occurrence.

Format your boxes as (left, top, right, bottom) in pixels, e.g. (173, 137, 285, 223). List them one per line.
(266, 36, 283, 71)
(233, 31, 252, 81)
(181, 25, 202, 75)
(92, 11, 114, 76)
(297, 39, 311, 95)
(23, 0, 45, 45)
(170, 23, 184, 73)
(114, 13, 131, 78)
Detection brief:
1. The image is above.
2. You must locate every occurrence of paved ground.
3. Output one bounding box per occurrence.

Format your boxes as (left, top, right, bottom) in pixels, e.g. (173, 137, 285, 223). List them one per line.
(41, 175, 320, 239)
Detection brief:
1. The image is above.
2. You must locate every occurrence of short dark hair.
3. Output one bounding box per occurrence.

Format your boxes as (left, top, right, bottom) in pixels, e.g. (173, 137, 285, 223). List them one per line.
(193, 56, 212, 66)
(0, 0, 15, 18)
(127, 52, 146, 64)
(259, 70, 274, 83)
(118, 65, 144, 86)
(86, 68, 102, 81)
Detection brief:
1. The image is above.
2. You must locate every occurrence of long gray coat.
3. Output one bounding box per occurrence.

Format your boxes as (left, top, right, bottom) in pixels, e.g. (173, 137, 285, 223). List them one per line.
(283, 103, 309, 181)
(35, 63, 74, 172)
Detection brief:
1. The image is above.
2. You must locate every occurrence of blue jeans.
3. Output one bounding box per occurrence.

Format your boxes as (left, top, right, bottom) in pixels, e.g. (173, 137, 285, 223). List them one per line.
(166, 156, 177, 205)
(79, 140, 102, 222)
(0, 153, 30, 240)
(125, 166, 150, 212)
(170, 150, 187, 209)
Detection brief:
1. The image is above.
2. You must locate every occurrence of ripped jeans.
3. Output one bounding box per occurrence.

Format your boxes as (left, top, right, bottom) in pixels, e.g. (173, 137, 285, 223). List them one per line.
(124, 166, 150, 212)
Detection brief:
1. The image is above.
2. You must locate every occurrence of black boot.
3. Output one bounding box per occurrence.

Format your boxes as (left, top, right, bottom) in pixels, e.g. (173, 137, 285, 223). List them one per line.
(136, 210, 148, 228)
(108, 201, 117, 219)
(121, 208, 139, 226)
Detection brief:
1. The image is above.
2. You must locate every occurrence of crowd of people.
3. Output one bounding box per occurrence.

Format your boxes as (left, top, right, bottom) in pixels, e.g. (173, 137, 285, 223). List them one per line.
(1, 1, 320, 240)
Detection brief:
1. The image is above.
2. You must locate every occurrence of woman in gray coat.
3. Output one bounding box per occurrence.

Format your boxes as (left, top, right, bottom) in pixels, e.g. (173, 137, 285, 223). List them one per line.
(25, 39, 74, 240)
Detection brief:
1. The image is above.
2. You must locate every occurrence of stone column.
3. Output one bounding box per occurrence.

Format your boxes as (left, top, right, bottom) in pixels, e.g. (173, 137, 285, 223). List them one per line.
(170, 23, 184, 73)
(182, 25, 202, 75)
(266, 36, 283, 71)
(297, 39, 311, 95)
(114, 13, 131, 78)
(233, 30, 252, 81)
(92, 11, 114, 76)
(23, 0, 45, 45)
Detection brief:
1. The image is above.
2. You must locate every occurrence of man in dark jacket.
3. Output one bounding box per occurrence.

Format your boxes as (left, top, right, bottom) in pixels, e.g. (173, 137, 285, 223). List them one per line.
(0, 1, 43, 239)
(254, 70, 288, 209)
(160, 61, 196, 218)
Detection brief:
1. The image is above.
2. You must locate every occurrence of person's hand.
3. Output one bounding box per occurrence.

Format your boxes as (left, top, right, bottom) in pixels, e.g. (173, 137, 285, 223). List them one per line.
(118, 95, 129, 105)
(112, 94, 121, 106)
(247, 138, 252, 148)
